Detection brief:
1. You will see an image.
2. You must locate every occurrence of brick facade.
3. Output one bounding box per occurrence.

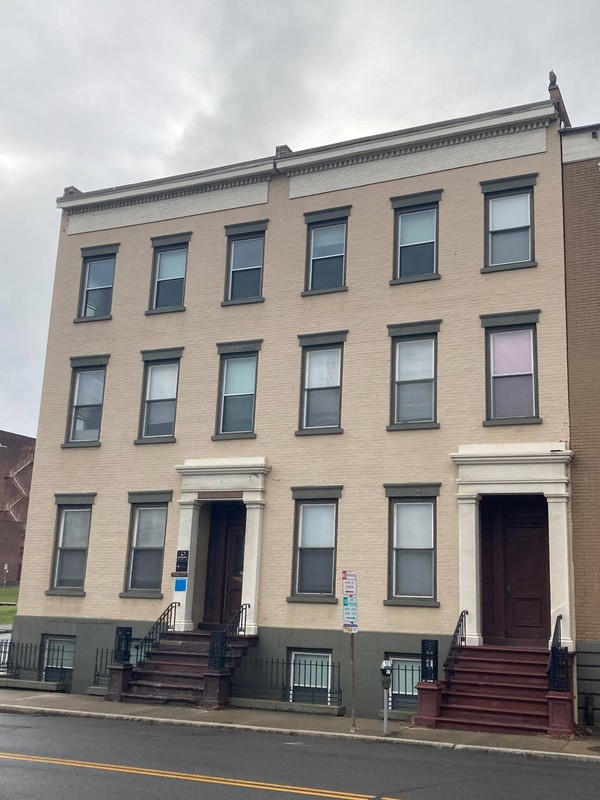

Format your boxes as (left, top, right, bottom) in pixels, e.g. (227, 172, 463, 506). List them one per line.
(0, 430, 35, 583)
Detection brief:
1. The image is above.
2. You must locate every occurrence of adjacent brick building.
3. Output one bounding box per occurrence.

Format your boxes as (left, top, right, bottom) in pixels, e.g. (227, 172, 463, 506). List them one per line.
(0, 430, 35, 584)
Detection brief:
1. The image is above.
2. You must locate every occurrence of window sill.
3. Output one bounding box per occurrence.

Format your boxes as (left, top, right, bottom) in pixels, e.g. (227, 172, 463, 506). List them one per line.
(286, 595, 338, 604)
(119, 590, 163, 599)
(45, 589, 86, 597)
(387, 422, 440, 431)
(134, 436, 176, 445)
(145, 306, 186, 315)
(295, 428, 343, 436)
(483, 416, 542, 426)
(481, 260, 537, 273)
(384, 597, 440, 607)
(212, 432, 257, 441)
(301, 286, 348, 297)
(221, 297, 265, 307)
(73, 314, 112, 324)
(389, 273, 440, 286)
(61, 441, 101, 449)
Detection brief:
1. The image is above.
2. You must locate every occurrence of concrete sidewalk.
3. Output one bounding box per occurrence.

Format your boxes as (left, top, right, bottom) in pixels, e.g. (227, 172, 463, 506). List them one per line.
(0, 687, 598, 763)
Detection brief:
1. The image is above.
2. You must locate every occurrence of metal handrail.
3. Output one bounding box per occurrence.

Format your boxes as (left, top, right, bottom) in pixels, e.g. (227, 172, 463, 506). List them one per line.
(444, 609, 468, 689)
(548, 614, 570, 692)
(209, 604, 250, 670)
(135, 602, 179, 663)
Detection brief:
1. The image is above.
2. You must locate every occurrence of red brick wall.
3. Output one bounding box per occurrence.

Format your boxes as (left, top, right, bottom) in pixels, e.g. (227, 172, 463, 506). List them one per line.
(0, 430, 34, 584)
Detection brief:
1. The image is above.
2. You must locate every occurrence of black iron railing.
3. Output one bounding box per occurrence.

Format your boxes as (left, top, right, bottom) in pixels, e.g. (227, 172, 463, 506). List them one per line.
(548, 615, 571, 693)
(231, 657, 343, 706)
(421, 639, 439, 683)
(94, 648, 114, 686)
(444, 609, 468, 689)
(0, 641, 68, 682)
(389, 660, 421, 709)
(209, 604, 250, 669)
(135, 602, 179, 663)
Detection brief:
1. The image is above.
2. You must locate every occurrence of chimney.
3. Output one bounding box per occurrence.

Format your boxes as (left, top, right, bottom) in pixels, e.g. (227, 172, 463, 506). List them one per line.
(548, 71, 571, 128)
(275, 144, 293, 158)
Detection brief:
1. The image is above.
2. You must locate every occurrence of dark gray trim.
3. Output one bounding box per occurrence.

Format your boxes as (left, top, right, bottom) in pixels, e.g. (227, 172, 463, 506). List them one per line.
(480, 309, 540, 327)
(297, 330, 348, 347)
(55, 493, 97, 506)
(119, 590, 164, 599)
(73, 314, 112, 324)
(480, 173, 538, 193)
(70, 354, 110, 368)
(221, 297, 265, 307)
(304, 206, 352, 225)
(386, 422, 440, 431)
(145, 306, 186, 316)
(141, 347, 184, 362)
(128, 491, 173, 505)
(292, 486, 343, 500)
(389, 273, 441, 286)
(388, 319, 442, 337)
(45, 589, 86, 597)
(390, 190, 443, 209)
(295, 427, 344, 437)
(383, 598, 440, 607)
(80, 243, 120, 257)
(133, 436, 176, 445)
(224, 219, 269, 236)
(480, 261, 537, 273)
(286, 595, 339, 604)
(212, 432, 257, 441)
(150, 232, 192, 246)
(216, 339, 263, 355)
(483, 416, 542, 426)
(384, 484, 441, 497)
(61, 441, 101, 449)
(301, 286, 348, 297)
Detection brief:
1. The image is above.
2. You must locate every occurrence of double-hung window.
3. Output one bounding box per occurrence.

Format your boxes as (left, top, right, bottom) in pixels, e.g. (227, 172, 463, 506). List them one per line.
(391, 191, 442, 283)
(303, 207, 351, 294)
(387, 320, 441, 430)
(65, 355, 109, 446)
(223, 220, 268, 304)
(290, 486, 342, 600)
(481, 310, 540, 424)
(481, 174, 537, 271)
(214, 340, 262, 439)
(124, 491, 172, 596)
(290, 650, 333, 705)
(137, 348, 183, 443)
(77, 244, 118, 320)
(388, 654, 421, 709)
(149, 233, 191, 312)
(384, 484, 440, 606)
(49, 493, 96, 595)
(297, 331, 347, 434)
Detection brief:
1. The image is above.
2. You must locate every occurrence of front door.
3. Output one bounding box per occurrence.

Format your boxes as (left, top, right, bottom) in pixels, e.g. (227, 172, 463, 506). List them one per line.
(223, 522, 245, 620)
(481, 495, 550, 645)
(204, 502, 246, 625)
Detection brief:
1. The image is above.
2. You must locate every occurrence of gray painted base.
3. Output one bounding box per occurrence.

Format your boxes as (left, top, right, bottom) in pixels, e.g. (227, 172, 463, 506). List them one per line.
(576, 641, 600, 725)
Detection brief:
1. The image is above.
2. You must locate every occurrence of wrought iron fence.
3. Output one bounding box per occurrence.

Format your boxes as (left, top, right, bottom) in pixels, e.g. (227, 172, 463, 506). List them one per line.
(444, 609, 468, 689)
(548, 614, 571, 693)
(135, 601, 179, 663)
(93, 648, 114, 687)
(0, 640, 69, 683)
(231, 657, 343, 706)
(209, 604, 250, 669)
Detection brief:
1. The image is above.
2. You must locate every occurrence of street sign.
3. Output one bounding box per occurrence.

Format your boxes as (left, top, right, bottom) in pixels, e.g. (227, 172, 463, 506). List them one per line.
(342, 569, 357, 595)
(343, 623, 359, 634)
(343, 595, 358, 622)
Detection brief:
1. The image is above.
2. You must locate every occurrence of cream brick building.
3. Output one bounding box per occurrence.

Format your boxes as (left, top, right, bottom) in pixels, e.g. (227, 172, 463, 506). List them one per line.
(15, 93, 578, 719)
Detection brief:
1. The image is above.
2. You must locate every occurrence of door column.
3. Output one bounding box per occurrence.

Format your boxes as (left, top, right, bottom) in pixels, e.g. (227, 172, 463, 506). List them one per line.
(457, 493, 483, 646)
(545, 493, 575, 650)
(174, 497, 202, 632)
(241, 492, 265, 635)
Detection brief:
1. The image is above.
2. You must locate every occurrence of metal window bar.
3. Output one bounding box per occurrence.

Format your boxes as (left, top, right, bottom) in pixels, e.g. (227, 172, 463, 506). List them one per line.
(93, 648, 114, 686)
(230, 657, 343, 706)
(548, 614, 571, 693)
(390, 661, 421, 709)
(444, 609, 468, 689)
(209, 604, 250, 669)
(0, 641, 68, 682)
(135, 602, 179, 663)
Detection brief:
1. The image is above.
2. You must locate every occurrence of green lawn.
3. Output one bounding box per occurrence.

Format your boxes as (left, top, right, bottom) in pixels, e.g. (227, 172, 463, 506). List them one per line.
(0, 586, 18, 626)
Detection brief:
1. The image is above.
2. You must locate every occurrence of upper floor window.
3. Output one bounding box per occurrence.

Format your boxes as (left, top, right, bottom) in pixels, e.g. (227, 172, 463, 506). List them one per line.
(65, 355, 109, 446)
(148, 233, 191, 312)
(214, 340, 262, 439)
(77, 244, 119, 320)
(391, 191, 442, 283)
(297, 331, 347, 435)
(481, 174, 537, 272)
(223, 220, 268, 304)
(136, 348, 183, 443)
(49, 492, 96, 595)
(124, 491, 173, 597)
(303, 207, 351, 294)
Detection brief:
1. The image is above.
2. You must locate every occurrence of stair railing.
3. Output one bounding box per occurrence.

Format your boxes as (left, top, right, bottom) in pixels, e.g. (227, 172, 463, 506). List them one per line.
(209, 604, 250, 670)
(444, 609, 468, 689)
(135, 602, 179, 663)
(548, 614, 570, 692)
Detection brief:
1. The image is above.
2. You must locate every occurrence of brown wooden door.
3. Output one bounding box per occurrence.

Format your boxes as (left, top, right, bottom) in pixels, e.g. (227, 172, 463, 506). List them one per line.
(223, 523, 245, 621)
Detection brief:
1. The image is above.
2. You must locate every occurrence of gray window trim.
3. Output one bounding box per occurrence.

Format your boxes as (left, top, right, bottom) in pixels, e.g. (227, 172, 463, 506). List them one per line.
(145, 306, 186, 316)
(483, 320, 540, 423)
(286, 595, 338, 604)
(212, 431, 257, 441)
(138, 355, 181, 441)
(224, 219, 269, 236)
(305, 216, 348, 293)
(292, 496, 338, 598)
(119, 590, 164, 599)
(141, 347, 184, 362)
(55, 493, 97, 506)
(480, 173, 538, 194)
(298, 341, 344, 434)
(150, 232, 193, 247)
(482, 182, 536, 270)
(80, 244, 120, 257)
(292, 486, 343, 500)
(297, 330, 348, 347)
(301, 286, 349, 297)
(384, 483, 441, 498)
(389, 273, 441, 286)
(480, 310, 540, 328)
(304, 206, 352, 225)
(216, 339, 263, 355)
(70, 354, 110, 368)
(388, 328, 439, 429)
(388, 320, 442, 338)
(51, 504, 92, 592)
(46, 588, 86, 597)
(392, 194, 441, 282)
(74, 315, 112, 324)
(128, 491, 173, 505)
(150, 240, 189, 311)
(134, 435, 177, 445)
(215, 349, 259, 437)
(66, 362, 107, 445)
(383, 597, 440, 607)
(125, 502, 168, 594)
(388, 495, 437, 602)
(390, 190, 443, 210)
(221, 296, 266, 307)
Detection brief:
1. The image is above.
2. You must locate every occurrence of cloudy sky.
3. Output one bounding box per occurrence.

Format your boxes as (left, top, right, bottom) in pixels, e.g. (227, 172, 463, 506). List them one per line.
(1, 0, 598, 438)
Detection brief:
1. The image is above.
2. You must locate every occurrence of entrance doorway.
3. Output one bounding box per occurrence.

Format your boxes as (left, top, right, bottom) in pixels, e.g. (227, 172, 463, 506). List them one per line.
(203, 502, 246, 626)
(481, 495, 550, 646)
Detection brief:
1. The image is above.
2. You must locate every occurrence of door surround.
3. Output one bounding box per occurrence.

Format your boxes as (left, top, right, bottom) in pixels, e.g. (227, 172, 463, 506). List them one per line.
(173, 457, 270, 634)
(450, 442, 574, 650)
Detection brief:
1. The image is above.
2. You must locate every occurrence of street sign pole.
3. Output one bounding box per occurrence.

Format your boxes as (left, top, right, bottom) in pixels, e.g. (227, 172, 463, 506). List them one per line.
(350, 631, 356, 733)
(342, 570, 358, 733)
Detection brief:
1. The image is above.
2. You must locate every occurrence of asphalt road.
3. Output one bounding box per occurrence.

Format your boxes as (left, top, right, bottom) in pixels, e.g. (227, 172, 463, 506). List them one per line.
(0, 713, 597, 800)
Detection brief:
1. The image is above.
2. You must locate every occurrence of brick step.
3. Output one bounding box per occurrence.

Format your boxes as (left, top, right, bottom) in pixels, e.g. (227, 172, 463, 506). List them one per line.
(459, 646, 548, 664)
(443, 692, 548, 714)
(451, 668, 547, 687)
(439, 705, 548, 727)
(455, 658, 547, 675)
(450, 679, 548, 699)
(121, 691, 201, 707)
(434, 716, 547, 735)
(127, 679, 204, 698)
(135, 668, 207, 685)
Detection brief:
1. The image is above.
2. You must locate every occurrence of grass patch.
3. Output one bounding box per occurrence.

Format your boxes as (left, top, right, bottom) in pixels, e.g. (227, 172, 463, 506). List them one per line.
(0, 586, 18, 626)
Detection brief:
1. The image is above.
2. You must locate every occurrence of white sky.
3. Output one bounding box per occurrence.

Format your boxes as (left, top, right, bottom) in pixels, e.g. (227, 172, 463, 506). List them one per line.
(1, 0, 598, 438)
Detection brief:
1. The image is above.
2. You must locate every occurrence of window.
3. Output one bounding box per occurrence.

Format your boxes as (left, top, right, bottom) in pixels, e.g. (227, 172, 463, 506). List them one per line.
(137, 348, 183, 443)
(214, 340, 262, 439)
(389, 655, 421, 709)
(384, 484, 440, 606)
(224, 220, 268, 303)
(304, 207, 351, 293)
(66, 355, 109, 445)
(78, 244, 118, 319)
(124, 491, 172, 595)
(391, 191, 442, 282)
(149, 233, 191, 311)
(42, 635, 76, 686)
(481, 310, 540, 424)
(290, 486, 342, 600)
(290, 651, 333, 705)
(49, 493, 95, 594)
(388, 320, 441, 430)
(297, 331, 347, 434)
(481, 174, 537, 271)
